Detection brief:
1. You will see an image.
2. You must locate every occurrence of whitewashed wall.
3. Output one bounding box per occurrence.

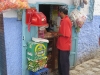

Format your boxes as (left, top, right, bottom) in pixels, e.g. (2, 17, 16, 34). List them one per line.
(28, 0, 73, 4)
(3, 0, 73, 18)
(3, 0, 90, 18)
(94, 0, 100, 15)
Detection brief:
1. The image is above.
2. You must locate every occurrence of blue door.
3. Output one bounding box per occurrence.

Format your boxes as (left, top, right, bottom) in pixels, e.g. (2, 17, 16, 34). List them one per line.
(68, 5, 80, 68)
(22, 4, 38, 75)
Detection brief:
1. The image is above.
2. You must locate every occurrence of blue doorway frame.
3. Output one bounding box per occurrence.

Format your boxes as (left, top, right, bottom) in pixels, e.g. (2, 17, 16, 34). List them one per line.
(22, 2, 78, 75)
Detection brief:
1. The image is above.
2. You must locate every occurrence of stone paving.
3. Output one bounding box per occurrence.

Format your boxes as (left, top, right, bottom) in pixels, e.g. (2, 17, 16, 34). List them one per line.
(50, 48, 100, 75)
(70, 49, 100, 75)
(50, 58, 100, 75)
(70, 58, 100, 75)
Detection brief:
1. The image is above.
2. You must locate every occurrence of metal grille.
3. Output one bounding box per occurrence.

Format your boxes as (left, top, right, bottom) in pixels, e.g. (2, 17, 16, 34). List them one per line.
(0, 14, 7, 75)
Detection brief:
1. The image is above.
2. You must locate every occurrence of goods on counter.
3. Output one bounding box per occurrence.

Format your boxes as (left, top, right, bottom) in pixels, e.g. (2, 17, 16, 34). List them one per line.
(38, 29, 45, 38)
(38, 26, 48, 38)
(44, 32, 58, 38)
(44, 32, 53, 38)
(0, 0, 30, 13)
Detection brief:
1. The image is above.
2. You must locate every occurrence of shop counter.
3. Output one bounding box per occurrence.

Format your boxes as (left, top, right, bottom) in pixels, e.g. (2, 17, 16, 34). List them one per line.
(46, 37, 58, 72)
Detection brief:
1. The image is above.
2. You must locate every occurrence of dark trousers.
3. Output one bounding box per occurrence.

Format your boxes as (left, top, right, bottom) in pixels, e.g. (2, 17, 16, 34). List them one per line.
(58, 49, 70, 75)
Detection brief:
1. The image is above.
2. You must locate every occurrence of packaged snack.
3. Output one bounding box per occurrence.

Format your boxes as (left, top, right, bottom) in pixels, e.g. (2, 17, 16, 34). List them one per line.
(76, 15, 86, 28)
(70, 9, 87, 28)
(9, 0, 30, 9)
(0, 0, 30, 13)
(0, 0, 9, 12)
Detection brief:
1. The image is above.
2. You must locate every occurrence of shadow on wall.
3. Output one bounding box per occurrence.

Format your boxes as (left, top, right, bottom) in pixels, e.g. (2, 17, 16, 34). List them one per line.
(77, 16, 100, 64)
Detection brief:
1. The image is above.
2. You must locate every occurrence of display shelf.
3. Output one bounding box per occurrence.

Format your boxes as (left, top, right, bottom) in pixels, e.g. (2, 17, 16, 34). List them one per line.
(47, 37, 58, 72)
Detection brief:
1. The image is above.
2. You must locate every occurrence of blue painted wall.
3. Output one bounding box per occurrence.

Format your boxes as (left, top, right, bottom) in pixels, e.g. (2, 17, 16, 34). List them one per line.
(77, 16, 100, 64)
(4, 18, 22, 75)
(4, 16, 100, 75)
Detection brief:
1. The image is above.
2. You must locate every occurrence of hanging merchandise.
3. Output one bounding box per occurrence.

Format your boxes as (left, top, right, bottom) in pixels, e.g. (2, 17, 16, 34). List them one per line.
(51, 10, 58, 22)
(26, 8, 48, 32)
(0, 0, 9, 12)
(73, 0, 80, 8)
(80, 0, 88, 8)
(8, 0, 30, 9)
(0, 0, 30, 13)
(80, 0, 84, 8)
(51, 5, 59, 31)
(51, 5, 58, 21)
(70, 9, 87, 32)
(74, 0, 88, 9)
(83, 0, 88, 5)
(17, 9, 23, 20)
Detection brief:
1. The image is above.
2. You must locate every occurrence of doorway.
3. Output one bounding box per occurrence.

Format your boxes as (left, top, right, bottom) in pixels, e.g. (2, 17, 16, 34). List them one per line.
(39, 4, 61, 71)
(39, 4, 61, 32)
(22, 3, 78, 75)
(39, 4, 51, 31)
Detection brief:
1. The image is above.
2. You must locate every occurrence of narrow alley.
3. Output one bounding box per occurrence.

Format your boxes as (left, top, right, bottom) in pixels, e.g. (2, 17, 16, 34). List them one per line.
(50, 48, 100, 75)
(70, 55, 100, 75)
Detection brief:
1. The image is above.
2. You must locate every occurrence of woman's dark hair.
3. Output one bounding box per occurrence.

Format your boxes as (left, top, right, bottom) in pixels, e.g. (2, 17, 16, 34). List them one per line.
(59, 6, 68, 15)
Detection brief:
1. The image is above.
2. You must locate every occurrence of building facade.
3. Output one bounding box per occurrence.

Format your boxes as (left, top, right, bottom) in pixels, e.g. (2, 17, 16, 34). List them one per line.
(2, 0, 100, 75)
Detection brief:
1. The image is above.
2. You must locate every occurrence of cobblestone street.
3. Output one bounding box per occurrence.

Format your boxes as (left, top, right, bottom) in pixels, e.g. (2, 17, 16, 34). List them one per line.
(50, 48, 100, 75)
(70, 48, 100, 75)
(70, 58, 100, 75)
